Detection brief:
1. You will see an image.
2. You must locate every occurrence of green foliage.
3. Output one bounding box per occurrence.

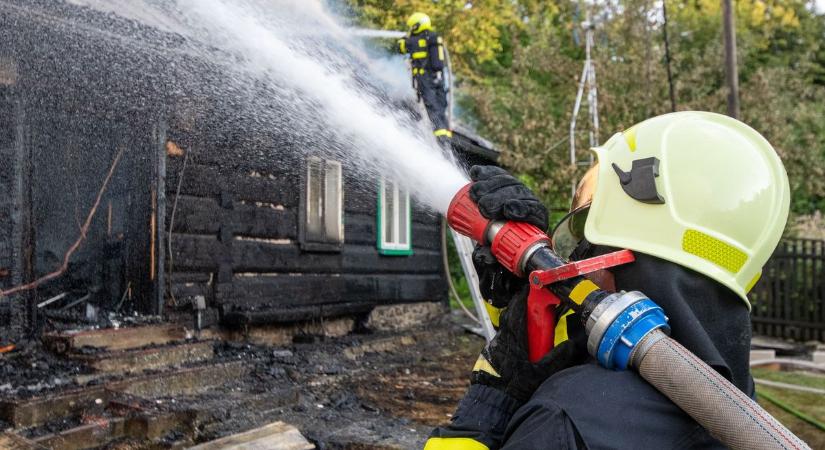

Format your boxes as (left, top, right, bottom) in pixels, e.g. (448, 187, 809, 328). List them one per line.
(347, 0, 825, 227)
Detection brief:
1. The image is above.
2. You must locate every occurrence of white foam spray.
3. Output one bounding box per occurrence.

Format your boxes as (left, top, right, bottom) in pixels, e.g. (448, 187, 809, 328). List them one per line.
(95, 0, 470, 213)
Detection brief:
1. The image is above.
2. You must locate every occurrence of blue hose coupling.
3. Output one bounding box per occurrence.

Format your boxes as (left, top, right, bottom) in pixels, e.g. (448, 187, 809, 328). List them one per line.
(585, 291, 670, 370)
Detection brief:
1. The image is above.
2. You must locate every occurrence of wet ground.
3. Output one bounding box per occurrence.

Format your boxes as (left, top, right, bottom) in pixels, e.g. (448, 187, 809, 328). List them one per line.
(0, 314, 484, 449)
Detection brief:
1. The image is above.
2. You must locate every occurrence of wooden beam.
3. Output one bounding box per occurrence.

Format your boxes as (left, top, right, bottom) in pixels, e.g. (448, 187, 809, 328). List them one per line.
(216, 273, 445, 308)
(43, 324, 190, 353)
(32, 418, 127, 450)
(0, 386, 108, 427)
(189, 421, 313, 450)
(107, 361, 249, 398)
(0, 432, 48, 450)
(69, 341, 214, 375)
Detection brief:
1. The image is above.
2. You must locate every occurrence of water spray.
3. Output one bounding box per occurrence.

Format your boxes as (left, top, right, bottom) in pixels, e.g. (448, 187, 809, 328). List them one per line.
(447, 183, 810, 450)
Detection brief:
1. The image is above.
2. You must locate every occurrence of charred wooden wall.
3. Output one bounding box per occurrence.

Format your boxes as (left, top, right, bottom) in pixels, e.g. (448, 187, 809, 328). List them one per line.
(0, 76, 27, 340)
(166, 145, 447, 326)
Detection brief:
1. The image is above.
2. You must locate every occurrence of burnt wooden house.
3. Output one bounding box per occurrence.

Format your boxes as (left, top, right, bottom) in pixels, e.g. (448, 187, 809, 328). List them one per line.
(0, 0, 498, 340)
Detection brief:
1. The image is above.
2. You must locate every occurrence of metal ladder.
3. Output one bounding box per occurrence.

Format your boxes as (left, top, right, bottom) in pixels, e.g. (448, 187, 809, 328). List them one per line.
(450, 229, 495, 342)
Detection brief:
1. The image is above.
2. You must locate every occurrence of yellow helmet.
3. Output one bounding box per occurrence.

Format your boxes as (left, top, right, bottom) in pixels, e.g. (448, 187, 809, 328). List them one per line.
(406, 12, 432, 34)
(553, 111, 790, 307)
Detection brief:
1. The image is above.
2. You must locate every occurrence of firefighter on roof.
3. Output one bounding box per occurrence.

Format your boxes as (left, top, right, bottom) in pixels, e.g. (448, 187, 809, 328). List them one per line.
(398, 12, 451, 143)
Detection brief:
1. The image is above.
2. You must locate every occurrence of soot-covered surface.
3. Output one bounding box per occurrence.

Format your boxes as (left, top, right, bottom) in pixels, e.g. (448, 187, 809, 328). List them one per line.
(0, 314, 483, 449)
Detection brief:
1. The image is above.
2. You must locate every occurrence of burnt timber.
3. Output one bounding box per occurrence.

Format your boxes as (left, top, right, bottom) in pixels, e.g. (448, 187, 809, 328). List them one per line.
(0, 0, 499, 338)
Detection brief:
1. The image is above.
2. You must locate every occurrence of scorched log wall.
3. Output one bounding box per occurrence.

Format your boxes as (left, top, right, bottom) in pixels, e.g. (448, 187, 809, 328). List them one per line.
(165, 148, 447, 325)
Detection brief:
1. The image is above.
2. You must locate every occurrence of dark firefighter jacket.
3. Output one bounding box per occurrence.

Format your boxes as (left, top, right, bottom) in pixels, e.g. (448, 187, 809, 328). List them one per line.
(399, 30, 445, 77)
(428, 248, 754, 450)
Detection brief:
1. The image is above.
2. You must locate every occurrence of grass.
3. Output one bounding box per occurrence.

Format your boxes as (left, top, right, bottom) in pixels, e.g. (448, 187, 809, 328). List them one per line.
(752, 368, 825, 448)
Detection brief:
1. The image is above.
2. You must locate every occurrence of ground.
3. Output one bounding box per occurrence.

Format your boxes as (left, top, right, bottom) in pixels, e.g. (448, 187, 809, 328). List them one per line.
(1, 315, 824, 449)
(753, 367, 825, 449)
(0, 314, 483, 449)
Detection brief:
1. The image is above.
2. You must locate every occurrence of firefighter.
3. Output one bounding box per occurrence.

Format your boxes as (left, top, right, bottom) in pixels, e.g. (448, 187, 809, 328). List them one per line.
(397, 12, 451, 142)
(425, 112, 790, 449)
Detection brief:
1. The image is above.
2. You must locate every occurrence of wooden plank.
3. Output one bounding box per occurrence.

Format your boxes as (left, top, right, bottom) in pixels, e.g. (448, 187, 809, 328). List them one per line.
(32, 418, 127, 450)
(222, 302, 375, 325)
(69, 341, 214, 375)
(168, 234, 221, 271)
(166, 163, 222, 198)
(106, 361, 249, 398)
(217, 273, 445, 308)
(0, 386, 108, 427)
(345, 213, 442, 250)
(231, 241, 443, 274)
(167, 195, 221, 235)
(43, 324, 190, 353)
(0, 432, 48, 449)
(167, 196, 297, 239)
(189, 421, 313, 450)
(233, 202, 297, 239)
(171, 234, 444, 274)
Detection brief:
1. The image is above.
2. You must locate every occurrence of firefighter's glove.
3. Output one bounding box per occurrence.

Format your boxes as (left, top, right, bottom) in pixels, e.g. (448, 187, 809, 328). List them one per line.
(471, 286, 589, 404)
(472, 245, 524, 311)
(469, 165, 549, 232)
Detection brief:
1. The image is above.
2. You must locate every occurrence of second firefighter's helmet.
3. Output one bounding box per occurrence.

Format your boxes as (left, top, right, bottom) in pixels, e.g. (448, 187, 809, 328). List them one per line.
(552, 111, 790, 307)
(406, 12, 432, 34)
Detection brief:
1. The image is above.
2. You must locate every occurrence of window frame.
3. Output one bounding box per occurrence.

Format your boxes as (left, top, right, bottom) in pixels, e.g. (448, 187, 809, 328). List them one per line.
(377, 177, 413, 256)
(299, 156, 344, 252)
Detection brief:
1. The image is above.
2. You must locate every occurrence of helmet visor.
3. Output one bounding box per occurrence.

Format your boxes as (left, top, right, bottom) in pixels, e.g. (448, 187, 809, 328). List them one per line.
(551, 205, 589, 260)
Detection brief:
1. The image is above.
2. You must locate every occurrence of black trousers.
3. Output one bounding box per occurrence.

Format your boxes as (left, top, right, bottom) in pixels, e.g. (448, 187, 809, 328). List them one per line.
(416, 74, 449, 133)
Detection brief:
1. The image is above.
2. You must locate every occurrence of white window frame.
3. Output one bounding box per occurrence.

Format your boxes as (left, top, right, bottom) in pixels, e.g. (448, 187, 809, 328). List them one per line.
(377, 177, 412, 255)
(301, 156, 343, 251)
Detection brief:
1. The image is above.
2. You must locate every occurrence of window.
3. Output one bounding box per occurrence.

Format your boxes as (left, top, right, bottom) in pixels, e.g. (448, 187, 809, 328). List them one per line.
(301, 157, 343, 250)
(377, 177, 412, 255)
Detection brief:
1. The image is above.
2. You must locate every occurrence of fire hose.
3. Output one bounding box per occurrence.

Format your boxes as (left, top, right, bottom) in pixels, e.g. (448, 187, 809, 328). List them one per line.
(447, 184, 810, 450)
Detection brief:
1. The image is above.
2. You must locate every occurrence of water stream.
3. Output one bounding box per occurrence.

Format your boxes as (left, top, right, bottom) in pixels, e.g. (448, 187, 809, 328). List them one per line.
(88, 0, 470, 213)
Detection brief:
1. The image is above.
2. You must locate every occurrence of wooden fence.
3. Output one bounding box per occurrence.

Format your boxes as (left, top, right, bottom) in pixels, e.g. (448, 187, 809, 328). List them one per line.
(750, 239, 825, 342)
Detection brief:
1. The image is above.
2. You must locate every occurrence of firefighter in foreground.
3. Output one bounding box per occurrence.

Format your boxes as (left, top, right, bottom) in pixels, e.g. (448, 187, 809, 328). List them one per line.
(426, 111, 790, 449)
(398, 12, 451, 143)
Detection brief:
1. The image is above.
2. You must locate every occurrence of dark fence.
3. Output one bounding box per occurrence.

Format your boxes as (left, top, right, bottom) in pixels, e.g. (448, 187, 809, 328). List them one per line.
(750, 239, 825, 342)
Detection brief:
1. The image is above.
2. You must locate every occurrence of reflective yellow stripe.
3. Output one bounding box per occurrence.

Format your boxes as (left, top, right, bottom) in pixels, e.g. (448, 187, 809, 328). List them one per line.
(434, 129, 452, 137)
(682, 229, 747, 273)
(569, 279, 598, 305)
(398, 39, 406, 54)
(438, 45, 444, 61)
(412, 68, 425, 75)
(412, 51, 428, 59)
(624, 125, 638, 152)
(483, 302, 502, 329)
(554, 309, 575, 346)
(745, 270, 762, 293)
(419, 38, 427, 48)
(424, 438, 489, 450)
(472, 355, 500, 377)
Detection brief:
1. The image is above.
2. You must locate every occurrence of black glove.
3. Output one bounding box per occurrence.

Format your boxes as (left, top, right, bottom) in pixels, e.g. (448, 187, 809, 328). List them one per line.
(472, 285, 589, 404)
(469, 165, 549, 232)
(473, 245, 525, 309)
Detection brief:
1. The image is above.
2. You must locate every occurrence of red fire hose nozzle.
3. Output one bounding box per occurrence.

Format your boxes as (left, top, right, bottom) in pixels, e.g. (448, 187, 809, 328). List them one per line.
(447, 183, 635, 362)
(447, 184, 550, 277)
(447, 183, 557, 361)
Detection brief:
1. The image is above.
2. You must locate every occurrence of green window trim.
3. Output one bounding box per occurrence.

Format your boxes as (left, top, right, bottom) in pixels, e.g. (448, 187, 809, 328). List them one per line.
(377, 178, 413, 256)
